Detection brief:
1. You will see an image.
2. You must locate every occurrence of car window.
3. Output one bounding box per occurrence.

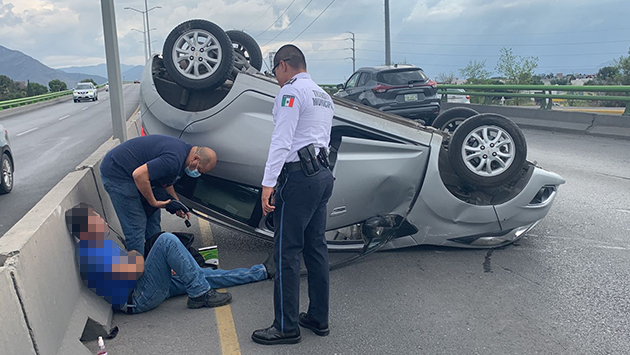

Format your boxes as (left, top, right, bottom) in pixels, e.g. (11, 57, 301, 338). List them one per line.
(377, 69, 428, 85)
(345, 72, 360, 89)
(357, 73, 370, 87)
(76, 84, 92, 90)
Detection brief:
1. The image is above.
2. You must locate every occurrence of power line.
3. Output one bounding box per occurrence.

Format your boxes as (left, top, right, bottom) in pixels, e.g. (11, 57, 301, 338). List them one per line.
(290, 0, 337, 43)
(245, 0, 278, 29)
(256, 0, 298, 38)
(262, 0, 315, 47)
(355, 38, 630, 47)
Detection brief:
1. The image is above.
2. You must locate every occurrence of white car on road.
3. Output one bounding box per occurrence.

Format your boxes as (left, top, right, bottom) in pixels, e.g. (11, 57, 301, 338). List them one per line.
(73, 82, 98, 102)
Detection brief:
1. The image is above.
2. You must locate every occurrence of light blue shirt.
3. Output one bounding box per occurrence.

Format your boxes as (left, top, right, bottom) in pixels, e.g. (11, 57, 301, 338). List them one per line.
(262, 73, 335, 187)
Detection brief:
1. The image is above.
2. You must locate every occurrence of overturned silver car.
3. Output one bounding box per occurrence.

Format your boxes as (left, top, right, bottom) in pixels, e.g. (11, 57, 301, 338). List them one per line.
(140, 20, 565, 254)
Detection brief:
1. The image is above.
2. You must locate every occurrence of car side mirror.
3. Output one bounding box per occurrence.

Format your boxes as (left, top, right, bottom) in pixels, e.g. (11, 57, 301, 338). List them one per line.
(337, 84, 345, 90)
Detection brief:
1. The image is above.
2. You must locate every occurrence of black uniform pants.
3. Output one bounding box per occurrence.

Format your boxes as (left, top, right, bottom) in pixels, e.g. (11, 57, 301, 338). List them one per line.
(272, 168, 334, 332)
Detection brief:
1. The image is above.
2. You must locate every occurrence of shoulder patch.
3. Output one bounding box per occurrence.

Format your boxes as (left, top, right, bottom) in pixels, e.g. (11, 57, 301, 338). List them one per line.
(281, 95, 296, 107)
(285, 77, 297, 85)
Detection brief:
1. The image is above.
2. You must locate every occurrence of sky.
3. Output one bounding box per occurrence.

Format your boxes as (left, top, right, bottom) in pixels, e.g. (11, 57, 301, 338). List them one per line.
(1, 0, 629, 84)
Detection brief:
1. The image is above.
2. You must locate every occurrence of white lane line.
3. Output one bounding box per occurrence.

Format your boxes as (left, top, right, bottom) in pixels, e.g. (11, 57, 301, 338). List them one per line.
(94, 102, 100, 106)
(16, 127, 39, 137)
(82, 107, 88, 111)
(58, 115, 71, 121)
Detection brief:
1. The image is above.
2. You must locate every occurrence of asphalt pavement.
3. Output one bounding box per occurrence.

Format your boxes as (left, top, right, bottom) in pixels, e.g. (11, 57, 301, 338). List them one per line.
(84, 128, 630, 355)
(0, 84, 141, 237)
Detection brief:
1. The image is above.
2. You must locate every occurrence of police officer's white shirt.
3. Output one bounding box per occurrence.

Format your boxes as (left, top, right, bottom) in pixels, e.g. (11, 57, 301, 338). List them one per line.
(262, 72, 335, 187)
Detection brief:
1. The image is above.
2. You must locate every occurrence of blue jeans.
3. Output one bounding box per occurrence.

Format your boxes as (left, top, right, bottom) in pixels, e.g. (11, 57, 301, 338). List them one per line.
(131, 233, 267, 314)
(101, 174, 161, 255)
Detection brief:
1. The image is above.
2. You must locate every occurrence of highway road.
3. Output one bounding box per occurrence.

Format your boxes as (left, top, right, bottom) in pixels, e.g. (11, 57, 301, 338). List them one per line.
(0, 84, 141, 237)
(86, 129, 630, 355)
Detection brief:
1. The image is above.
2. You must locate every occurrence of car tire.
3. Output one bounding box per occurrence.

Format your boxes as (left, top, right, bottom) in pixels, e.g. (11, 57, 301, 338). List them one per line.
(226, 30, 263, 71)
(448, 113, 527, 187)
(432, 107, 479, 133)
(163, 19, 234, 91)
(0, 153, 13, 194)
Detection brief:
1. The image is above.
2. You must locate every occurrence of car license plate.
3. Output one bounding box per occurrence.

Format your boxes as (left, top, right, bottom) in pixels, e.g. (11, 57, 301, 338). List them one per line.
(404, 94, 418, 102)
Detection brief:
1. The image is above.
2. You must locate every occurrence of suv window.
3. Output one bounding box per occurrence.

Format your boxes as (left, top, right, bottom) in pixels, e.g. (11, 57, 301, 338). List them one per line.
(377, 69, 428, 85)
(357, 73, 370, 87)
(345, 72, 360, 89)
(76, 84, 93, 90)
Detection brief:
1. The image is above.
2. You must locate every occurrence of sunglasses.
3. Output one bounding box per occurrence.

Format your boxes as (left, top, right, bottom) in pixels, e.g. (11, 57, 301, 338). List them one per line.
(272, 58, 291, 76)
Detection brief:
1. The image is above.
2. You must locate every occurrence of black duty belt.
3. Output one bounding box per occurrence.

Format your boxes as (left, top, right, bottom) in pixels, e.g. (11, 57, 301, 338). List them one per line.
(283, 161, 303, 173)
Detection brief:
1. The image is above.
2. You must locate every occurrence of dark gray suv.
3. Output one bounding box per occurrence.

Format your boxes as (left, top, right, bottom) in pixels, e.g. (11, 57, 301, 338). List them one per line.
(334, 65, 440, 124)
(0, 124, 13, 194)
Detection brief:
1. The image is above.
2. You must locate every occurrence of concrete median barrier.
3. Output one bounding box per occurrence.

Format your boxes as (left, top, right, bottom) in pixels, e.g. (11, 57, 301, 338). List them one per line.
(442, 103, 630, 140)
(0, 114, 142, 354)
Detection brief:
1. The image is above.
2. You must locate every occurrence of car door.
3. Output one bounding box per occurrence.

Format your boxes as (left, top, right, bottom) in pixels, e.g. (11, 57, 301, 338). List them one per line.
(336, 72, 361, 101)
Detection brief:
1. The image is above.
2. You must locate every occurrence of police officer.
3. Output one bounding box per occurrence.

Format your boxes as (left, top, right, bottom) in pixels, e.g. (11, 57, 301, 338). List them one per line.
(252, 45, 335, 345)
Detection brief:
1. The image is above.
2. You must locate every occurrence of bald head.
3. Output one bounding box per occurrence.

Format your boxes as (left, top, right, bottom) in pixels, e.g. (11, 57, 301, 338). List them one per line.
(187, 146, 217, 175)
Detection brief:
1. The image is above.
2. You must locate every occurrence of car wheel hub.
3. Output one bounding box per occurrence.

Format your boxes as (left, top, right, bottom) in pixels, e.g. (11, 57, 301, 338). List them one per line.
(172, 29, 222, 80)
(461, 125, 515, 177)
(2, 158, 12, 189)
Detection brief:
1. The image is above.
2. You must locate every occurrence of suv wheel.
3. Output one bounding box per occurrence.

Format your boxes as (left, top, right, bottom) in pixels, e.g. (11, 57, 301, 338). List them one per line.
(163, 19, 234, 91)
(448, 113, 526, 187)
(1, 153, 13, 194)
(432, 107, 479, 133)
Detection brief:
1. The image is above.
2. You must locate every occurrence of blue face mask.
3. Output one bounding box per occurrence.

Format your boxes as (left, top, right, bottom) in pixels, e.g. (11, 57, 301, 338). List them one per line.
(185, 166, 202, 178)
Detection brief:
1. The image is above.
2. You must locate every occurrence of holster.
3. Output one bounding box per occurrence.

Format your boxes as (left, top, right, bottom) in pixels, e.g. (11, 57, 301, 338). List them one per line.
(297, 143, 322, 177)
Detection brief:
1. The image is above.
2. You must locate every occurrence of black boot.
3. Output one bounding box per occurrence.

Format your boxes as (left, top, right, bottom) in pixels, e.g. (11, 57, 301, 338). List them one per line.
(299, 312, 329, 336)
(187, 289, 232, 309)
(262, 252, 276, 280)
(252, 326, 301, 345)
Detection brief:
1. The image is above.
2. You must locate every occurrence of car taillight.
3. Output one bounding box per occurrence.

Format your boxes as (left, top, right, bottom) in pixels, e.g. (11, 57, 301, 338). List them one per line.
(426, 80, 437, 89)
(372, 84, 393, 93)
(466, 95, 470, 99)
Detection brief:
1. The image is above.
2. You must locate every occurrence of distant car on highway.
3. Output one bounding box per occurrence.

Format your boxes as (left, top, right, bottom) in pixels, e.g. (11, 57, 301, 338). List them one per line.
(134, 80, 140, 84)
(445, 88, 471, 104)
(0, 124, 13, 194)
(105, 83, 109, 92)
(73, 82, 98, 102)
(334, 65, 441, 125)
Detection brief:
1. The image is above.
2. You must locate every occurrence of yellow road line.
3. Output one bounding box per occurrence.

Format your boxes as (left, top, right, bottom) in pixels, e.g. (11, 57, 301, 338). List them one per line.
(215, 297, 242, 355)
(198, 218, 241, 355)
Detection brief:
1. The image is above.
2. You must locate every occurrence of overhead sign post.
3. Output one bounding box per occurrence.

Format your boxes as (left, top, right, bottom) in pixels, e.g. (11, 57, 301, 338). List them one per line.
(100, 0, 127, 142)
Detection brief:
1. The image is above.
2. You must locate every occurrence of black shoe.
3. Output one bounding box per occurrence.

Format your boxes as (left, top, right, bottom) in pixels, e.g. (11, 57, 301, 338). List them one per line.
(299, 312, 329, 336)
(251, 326, 301, 345)
(187, 289, 232, 309)
(262, 252, 275, 280)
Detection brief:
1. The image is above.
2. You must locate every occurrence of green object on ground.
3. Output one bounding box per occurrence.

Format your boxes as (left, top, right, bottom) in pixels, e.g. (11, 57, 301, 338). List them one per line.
(198, 246, 219, 266)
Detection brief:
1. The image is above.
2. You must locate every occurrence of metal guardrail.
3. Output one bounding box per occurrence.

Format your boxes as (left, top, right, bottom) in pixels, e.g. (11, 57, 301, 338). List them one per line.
(438, 84, 630, 115)
(0, 90, 72, 110)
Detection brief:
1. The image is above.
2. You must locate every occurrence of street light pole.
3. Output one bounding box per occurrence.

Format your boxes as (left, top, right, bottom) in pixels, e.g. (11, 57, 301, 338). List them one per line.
(384, 0, 391, 66)
(100, 0, 127, 142)
(144, 0, 153, 58)
(131, 29, 148, 62)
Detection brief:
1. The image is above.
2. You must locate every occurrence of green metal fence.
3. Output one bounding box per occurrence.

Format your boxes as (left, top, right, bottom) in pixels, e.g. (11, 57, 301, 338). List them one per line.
(0, 90, 72, 110)
(438, 84, 630, 115)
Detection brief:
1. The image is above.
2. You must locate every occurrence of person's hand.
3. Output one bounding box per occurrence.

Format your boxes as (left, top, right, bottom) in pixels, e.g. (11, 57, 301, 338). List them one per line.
(261, 186, 275, 216)
(151, 199, 171, 208)
(175, 210, 190, 219)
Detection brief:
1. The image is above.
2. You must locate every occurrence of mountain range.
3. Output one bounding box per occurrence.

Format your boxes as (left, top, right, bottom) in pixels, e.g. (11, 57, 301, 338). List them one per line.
(0, 45, 144, 88)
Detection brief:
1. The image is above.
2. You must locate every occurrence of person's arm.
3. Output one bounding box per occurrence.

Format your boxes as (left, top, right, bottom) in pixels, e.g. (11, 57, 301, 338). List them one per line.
(111, 250, 145, 281)
(165, 185, 190, 219)
(132, 164, 171, 208)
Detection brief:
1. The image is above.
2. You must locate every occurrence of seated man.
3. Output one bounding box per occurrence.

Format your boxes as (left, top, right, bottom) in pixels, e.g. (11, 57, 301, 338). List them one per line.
(67, 203, 274, 313)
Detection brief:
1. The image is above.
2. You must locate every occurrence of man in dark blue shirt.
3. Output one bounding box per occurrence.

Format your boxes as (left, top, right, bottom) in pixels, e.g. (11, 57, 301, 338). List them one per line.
(100, 135, 217, 255)
(69, 203, 273, 312)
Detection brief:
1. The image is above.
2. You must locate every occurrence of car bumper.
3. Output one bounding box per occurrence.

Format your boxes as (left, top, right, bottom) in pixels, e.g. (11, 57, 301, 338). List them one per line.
(380, 104, 440, 119)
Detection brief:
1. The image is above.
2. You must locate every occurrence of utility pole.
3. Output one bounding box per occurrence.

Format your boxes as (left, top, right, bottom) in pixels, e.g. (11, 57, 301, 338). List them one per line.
(100, 0, 127, 142)
(345, 31, 356, 73)
(384, 0, 391, 66)
(131, 28, 148, 62)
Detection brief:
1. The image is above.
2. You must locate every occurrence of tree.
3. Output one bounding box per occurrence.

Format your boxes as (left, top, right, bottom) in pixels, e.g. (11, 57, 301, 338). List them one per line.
(49, 79, 67, 92)
(613, 51, 630, 85)
(495, 48, 539, 84)
(0, 75, 27, 101)
(436, 71, 455, 84)
(459, 60, 491, 84)
(27, 82, 48, 96)
(81, 78, 98, 86)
